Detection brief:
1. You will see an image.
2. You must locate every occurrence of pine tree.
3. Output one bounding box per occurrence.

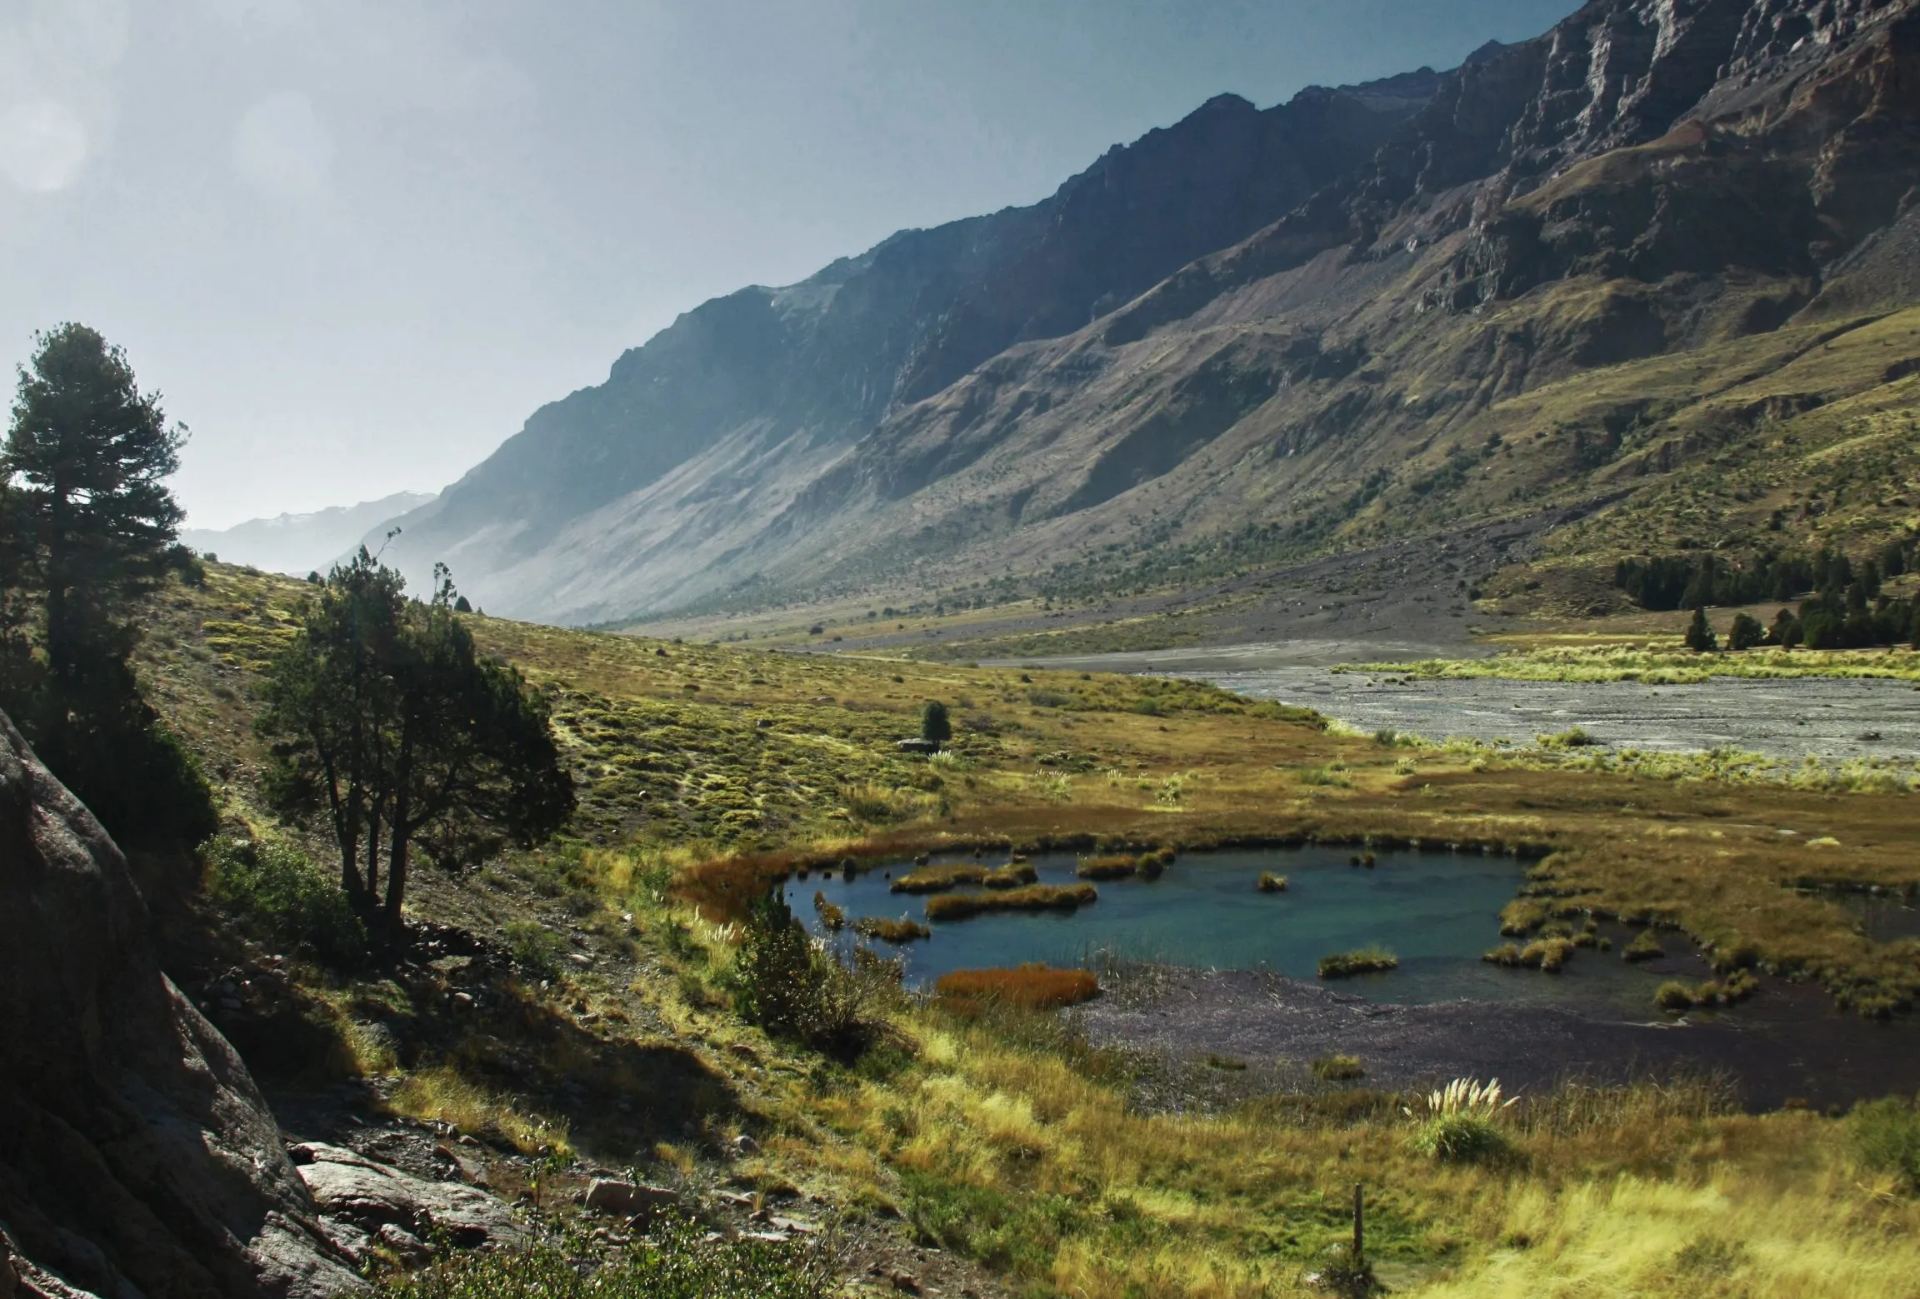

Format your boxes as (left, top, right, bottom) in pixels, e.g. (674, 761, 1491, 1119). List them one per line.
(5, 324, 185, 693)
(1684, 606, 1718, 653)
(1, 325, 213, 850)
(921, 700, 953, 748)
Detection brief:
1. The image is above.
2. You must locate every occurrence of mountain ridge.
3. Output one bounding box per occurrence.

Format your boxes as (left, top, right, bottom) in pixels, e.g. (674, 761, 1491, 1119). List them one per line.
(383, 0, 1920, 632)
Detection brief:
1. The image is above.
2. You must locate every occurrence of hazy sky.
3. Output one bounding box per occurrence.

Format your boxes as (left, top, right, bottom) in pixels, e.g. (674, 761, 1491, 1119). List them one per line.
(0, 0, 1580, 529)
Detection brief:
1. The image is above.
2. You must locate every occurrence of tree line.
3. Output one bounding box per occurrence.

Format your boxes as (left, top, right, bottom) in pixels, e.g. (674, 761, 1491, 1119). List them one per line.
(0, 323, 572, 937)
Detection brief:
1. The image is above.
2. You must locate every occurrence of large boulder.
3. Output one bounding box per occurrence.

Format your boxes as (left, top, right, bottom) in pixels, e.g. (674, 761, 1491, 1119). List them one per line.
(0, 713, 361, 1298)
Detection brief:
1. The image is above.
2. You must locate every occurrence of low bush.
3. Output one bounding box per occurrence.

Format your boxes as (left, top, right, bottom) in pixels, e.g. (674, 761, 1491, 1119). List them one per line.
(934, 964, 1100, 1010)
(205, 836, 365, 966)
(1310, 1054, 1365, 1081)
(926, 883, 1097, 922)
(1850, 1094, 1920, 1192)
(503, 921, 566, 980)
(373, 1218, 829, 1298)
(1256, 871, 1289, 893)
(731, 892, 896, 1059)
(1317, 945, 1398, 979)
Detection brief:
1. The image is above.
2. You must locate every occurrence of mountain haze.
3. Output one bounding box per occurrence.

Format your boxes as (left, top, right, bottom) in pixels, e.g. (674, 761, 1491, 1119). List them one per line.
(183, 491, 434, 578)
(384, 0, 1920, 630)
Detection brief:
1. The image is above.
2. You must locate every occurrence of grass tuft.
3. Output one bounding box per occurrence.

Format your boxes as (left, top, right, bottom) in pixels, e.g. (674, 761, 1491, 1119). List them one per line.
(926, 882, 1097, 922)
(1318, 945, 1399, 979)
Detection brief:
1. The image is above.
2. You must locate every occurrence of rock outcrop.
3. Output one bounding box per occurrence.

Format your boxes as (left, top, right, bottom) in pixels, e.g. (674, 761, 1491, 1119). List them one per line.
(0, 712, 362, 1298)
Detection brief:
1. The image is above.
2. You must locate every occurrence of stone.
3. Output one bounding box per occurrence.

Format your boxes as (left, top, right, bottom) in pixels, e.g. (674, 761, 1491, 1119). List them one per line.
(0, 713, 362, 1298)
(295, 1145, 524, 1250)
(373, 1226, 431, 1267)
(582, 1179, 679, 1220)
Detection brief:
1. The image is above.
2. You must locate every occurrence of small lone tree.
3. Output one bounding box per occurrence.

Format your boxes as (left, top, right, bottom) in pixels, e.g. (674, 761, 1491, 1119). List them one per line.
(1684, 606, 1718, 653)
(259, 554, 573, 931)
(920, 700, 953, 748)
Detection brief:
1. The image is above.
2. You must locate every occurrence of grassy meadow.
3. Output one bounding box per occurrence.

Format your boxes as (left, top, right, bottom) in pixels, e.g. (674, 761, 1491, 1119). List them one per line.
(139, 562, 1920, 1296)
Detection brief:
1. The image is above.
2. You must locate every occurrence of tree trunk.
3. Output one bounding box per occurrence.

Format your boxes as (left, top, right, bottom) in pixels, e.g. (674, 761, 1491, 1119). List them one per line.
(365, 806, 381, 899)
(384, 743, 412, 932)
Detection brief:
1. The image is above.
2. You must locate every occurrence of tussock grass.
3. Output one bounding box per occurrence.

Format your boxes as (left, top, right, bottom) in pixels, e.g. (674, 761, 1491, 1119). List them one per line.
(852, 915, 930, 943)
(1310, 1054, 1365, 1081)
(934, 965, 1101, 1011)
(892, 862, 988, 894)
(388, 1067, 573, 1158)
(1318, 945, 1399, 979)
(1076, 853, 1140, 880)
(925, 883, 1098, 922)
(982, 862, 1038, 889)
(1256, 871, 1289, 893)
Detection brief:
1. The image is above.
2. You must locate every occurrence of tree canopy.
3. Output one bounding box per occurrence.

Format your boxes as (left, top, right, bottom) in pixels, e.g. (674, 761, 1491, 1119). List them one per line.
(259, 552, 573, 930)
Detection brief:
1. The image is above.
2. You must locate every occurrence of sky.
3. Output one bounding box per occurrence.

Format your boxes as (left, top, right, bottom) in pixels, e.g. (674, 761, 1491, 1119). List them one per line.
(0, 0, 1582, 530)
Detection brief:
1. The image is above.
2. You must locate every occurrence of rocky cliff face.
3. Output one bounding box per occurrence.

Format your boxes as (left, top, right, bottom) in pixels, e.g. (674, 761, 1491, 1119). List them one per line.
(373, 71, 1440, 620)
(0, 714, 360, 1299)
(388, 0, 1920, 626)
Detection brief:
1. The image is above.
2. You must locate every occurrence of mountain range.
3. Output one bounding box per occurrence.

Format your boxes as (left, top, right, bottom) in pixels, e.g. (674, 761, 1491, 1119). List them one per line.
(183, 491, 436, 578)
(372, 0, 1920, 636)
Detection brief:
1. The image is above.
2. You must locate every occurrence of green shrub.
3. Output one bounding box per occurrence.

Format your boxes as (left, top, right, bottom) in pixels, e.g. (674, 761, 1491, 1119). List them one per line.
(373, 1217, 829, 1298)
(205, 836, 364, 966)
(1850, 1095, 1920, 1191)
(1310, 1054, 1365, 1081)
(503, 921, 566, 980)
(730, 891, 894, 1059)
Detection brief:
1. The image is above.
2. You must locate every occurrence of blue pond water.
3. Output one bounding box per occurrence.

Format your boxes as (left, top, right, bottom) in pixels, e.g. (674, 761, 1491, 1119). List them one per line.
(789, 847, 1683, 1014)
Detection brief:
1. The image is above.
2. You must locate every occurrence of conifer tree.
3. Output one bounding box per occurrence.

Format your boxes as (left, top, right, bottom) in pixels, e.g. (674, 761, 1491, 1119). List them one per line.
(1684, 606, 1718, 653)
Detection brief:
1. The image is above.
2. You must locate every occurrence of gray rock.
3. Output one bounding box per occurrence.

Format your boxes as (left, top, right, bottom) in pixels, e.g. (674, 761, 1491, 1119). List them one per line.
(296, 1145, 524, 1249)
(0, 713, 362, 1298)
(582, 1179, 679, 1220)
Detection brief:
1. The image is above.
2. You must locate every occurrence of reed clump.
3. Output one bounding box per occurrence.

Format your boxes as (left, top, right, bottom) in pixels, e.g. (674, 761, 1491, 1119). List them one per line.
(1076, 854, 1139, 880)
(1318, 945, 1398, 979)
(934, 964, 1100, 1011)
(982, 862, 1038, 889)
(1624, 928, 1666, 962)
(812, 892, 845, 931)
(926, 882, 1098, 922)
(853, 915, 931, 943)
(892, 862, 989, 894)
(1256, 871, 1289, 893)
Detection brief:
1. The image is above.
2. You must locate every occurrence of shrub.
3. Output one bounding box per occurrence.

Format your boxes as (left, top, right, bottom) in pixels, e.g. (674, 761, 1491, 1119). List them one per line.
(1318, 946, 1398, 979)
(1850, 1094, 1920, 1191)
(1310, 1054, 1365, 1081)
(205, 836, 365, 966)
(1256, 871, 1289, 893)
(373, 1217, 829, 1298)
(925, 883, 1097, 922)
(503, 921, 566, 980)
(934, 964, 1099, 1010)
(1728, 611, 1766, 651)
(731, 891, 893, 1059)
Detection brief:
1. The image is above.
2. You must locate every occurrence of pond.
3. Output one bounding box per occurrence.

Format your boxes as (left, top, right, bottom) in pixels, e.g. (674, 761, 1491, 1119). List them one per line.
(789, 846, 1690, 1016)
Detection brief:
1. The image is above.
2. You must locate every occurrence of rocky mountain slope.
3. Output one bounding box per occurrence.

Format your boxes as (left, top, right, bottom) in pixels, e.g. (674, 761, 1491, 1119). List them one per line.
(387, 0, 1920, 630)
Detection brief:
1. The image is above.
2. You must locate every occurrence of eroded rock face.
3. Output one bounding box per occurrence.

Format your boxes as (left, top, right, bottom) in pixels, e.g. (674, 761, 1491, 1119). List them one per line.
(288, 1145, 524, 1253)
(0, 713, 362, 1298)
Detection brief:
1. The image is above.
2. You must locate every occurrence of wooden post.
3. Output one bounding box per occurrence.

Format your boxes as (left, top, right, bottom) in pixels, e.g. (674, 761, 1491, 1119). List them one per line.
(1352, 1182, 1364, 1266)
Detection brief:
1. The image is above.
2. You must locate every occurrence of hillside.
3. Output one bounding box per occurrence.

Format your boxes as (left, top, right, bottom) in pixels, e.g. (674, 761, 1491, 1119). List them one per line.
(374, 0, 1920, 643)
(118, 560, 1920, 1296)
